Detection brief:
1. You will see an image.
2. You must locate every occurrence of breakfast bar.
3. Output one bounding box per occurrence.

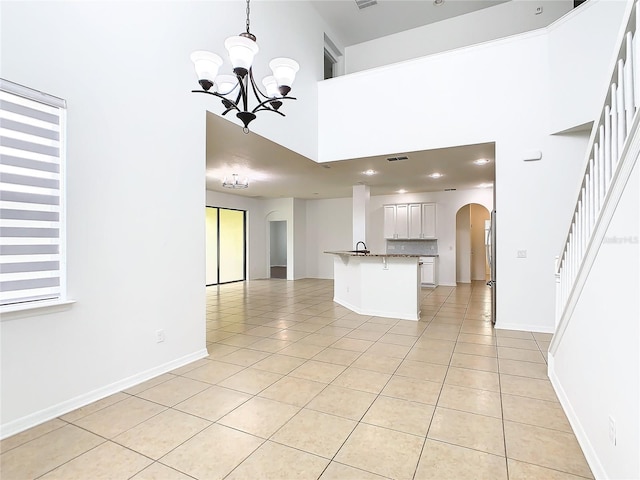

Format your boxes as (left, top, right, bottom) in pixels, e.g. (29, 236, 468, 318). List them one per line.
(324, 251, 421, 321)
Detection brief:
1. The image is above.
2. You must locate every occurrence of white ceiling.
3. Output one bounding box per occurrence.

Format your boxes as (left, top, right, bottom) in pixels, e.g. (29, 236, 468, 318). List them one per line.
(205, 0, 503, 199)
(310, 0, 508, 46)
(206, 113, 495, 199)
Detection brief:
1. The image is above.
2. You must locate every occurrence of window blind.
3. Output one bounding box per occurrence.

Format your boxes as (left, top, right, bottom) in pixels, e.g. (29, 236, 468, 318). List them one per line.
(0, 79, 66, 307)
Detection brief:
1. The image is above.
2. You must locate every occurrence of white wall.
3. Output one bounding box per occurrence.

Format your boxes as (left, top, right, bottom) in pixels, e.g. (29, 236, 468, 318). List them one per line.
(318, 4, 623, 331)
(549, 160, 639, 480)
(0, 0, 332, 435)
(344, 0, 573, 74)
(456, 205, 472, 283)
(293, 198, 307, 279)
(547, 0, 630, 134)
(305, 197, 353, 279)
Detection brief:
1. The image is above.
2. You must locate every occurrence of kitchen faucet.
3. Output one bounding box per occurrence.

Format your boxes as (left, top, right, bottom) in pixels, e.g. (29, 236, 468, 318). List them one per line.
(355, 241, 368, 252)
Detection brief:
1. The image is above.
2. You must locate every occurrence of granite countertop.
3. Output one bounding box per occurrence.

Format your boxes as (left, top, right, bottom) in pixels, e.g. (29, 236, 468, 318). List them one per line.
(324, 251, 438, 258)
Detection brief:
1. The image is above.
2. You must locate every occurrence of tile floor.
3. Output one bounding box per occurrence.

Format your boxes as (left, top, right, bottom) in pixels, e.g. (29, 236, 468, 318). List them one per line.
(1, 279, 594, 479)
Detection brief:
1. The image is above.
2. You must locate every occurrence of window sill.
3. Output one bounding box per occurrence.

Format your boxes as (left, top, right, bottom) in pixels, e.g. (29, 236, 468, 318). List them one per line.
(1, 299, 76, 320)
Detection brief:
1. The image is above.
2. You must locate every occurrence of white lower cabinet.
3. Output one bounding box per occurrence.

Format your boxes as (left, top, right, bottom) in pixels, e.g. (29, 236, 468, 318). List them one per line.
(420, 257, 438, 286)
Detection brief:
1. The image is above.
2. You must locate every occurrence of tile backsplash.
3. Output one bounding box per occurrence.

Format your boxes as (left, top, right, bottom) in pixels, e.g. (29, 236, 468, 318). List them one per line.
(386, 239, 438, 255)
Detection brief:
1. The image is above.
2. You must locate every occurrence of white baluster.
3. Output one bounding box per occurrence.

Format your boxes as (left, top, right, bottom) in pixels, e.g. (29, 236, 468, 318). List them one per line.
(625, 32, 635, 134)
(635, 3, 640, 110)
(599, 125, 606, 204)
(580, 186, 589, 246)
(611, 84, 619, 163)
(576, 204, 582, 261)
(604, 105, 612, 188)
(591, 143, 600, 212)
(586, 168, 593, 237)
(618, 60, 626, 153)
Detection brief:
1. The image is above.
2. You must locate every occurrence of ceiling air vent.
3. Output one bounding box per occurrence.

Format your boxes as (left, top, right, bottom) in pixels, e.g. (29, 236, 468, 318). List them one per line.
(444, 188, 457, 191)
(387, 155, 409, 162)
(355, 0, 377, 10)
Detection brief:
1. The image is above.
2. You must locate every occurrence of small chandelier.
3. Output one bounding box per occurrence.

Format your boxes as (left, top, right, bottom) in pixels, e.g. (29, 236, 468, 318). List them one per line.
(190, 0, 299, 133)
(222, 174, 249, 189)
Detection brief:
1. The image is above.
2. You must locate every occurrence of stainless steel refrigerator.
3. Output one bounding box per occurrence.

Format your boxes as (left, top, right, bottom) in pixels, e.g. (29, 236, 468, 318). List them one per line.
(486, 210, 496, 325)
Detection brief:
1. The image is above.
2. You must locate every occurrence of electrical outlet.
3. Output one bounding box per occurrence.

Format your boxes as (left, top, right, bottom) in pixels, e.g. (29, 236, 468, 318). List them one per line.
(156, 329, 165, 343)
(609, 416, 616, 445)
(517, 250, 527, 258)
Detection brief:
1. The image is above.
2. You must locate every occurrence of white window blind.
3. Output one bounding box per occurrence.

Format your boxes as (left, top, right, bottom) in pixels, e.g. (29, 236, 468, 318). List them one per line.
(0, 79, 66, 307)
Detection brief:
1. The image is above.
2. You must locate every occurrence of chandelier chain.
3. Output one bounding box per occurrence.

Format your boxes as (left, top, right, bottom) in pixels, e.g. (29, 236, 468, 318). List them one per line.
(246, 0, 251, 34)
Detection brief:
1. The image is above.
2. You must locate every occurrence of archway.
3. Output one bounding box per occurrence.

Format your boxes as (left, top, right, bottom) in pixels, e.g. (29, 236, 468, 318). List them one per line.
(455, 203, 490, 283)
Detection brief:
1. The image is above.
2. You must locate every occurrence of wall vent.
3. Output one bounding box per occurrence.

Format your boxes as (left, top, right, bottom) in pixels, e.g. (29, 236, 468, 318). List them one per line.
(387, 155, 409, 162)
(355, 0, 377, 9)
(444, 188, 457, 191)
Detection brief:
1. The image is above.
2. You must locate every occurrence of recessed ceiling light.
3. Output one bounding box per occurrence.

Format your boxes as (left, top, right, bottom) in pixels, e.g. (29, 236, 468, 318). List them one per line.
(477, 182, 494, 188)
(398, 189, 407, 194)
(363, 169, 377, 176)
(474, 158, 491, 165)
(429, 172, 444, 179)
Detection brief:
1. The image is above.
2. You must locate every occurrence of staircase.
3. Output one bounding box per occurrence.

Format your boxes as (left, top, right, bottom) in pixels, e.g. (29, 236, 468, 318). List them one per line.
(550, 0, 640, 355)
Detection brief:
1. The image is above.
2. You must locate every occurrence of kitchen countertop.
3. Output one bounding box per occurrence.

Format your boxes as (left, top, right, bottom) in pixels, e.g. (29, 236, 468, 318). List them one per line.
(324, 251, 439, 258)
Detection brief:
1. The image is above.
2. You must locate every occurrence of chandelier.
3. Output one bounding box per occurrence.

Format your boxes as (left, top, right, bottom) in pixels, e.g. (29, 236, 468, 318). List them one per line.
(222, 174, 249, 189)
(190, 0, 299, 133)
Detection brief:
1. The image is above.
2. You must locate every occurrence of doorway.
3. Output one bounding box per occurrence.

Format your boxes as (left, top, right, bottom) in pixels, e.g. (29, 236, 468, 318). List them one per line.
(205, 206, 246, 286)
(456, 203, 490, 283)
(269, 220, 287, 279)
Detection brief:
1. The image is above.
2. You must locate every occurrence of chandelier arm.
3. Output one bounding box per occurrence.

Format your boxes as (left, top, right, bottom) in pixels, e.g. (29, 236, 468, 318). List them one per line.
(251, 96, 297, 114)
(247, 68, 271, 102)
(191, 90, 240, 112)
(253, 106, 286, 116)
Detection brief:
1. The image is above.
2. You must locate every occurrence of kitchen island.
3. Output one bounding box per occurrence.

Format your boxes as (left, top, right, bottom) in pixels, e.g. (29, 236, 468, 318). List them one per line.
(324, 251, 422, 321)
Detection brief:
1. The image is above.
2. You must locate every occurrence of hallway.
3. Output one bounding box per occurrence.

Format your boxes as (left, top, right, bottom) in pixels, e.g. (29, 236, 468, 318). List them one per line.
(0, 280, 592, 479)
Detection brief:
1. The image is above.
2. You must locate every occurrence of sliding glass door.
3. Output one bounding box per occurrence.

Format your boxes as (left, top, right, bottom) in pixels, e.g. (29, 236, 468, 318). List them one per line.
(205, 207, 246, 285)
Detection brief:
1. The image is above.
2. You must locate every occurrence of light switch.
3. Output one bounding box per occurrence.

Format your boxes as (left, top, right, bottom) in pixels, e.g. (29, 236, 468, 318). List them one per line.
(517, 250, 527, 258)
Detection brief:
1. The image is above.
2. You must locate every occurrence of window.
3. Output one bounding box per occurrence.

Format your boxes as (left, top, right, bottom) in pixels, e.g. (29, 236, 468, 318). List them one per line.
(0, 79, 67, 309)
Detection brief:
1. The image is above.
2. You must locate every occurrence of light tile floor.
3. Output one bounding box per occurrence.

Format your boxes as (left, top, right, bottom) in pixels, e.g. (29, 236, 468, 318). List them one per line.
(1, 279, 594, 479)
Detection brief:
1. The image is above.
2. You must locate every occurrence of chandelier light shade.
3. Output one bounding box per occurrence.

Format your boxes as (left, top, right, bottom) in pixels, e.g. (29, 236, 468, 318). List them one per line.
(222, 174, 249, 189)
(190, 0, 299, 133)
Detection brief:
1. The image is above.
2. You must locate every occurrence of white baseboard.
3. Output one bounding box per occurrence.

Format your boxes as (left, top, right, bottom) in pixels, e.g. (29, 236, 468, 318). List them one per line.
(333, 297, 419, 321)
(548, 354, 606, 479)
(494, 321, 555, 334)
(0, 348, 208, 440)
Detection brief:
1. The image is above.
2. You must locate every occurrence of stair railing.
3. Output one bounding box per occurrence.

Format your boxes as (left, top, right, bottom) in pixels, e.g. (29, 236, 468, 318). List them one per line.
(552, 0, 640, 352)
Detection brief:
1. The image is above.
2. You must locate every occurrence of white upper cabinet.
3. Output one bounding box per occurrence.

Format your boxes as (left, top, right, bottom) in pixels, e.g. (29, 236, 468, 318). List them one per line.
(383, 205, 397, 239)
(408, 204, 422, 239)
(396, 204, 409, 239)
(384, 203, 437, 239)
(421, 203, 436, 239)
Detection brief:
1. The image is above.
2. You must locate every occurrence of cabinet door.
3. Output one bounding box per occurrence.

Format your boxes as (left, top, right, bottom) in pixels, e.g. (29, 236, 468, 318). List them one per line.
(383, 205, 396, 239)
(408, 204, 422, 239)
(422, 203, 437, 238)
(422, 261, 435, 284)
(395, 204, 409, 239)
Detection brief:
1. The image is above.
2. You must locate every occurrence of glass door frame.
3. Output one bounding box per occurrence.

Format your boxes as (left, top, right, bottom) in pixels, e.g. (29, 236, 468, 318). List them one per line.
(205, 206, 247, 286)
